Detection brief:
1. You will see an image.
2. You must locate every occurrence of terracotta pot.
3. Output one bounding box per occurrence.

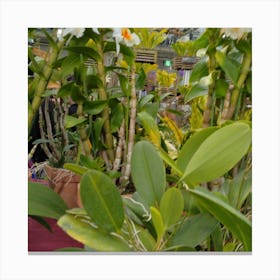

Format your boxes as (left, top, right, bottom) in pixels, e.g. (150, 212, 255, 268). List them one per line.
(44, 164, 80, 208)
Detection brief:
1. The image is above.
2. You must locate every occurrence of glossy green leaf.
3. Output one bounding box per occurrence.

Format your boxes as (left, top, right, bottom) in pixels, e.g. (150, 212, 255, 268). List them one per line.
(138, 94, 154, 108)
(83, 100, 107, 115)
(65, 46, 101, 61)
(181, 122, 252, 186)
(131, 141, 166, 207)
(215, 79, 229, 98)
(80, 170, 124, 233)
(28, 182, 67, 219)
(57, 82, 75, 98)
(188, 187, 252, 251)
(215, 51, 241, 85)
(137, 112, 161, 147)
(63, 163, 88, 176)
(177, 127, 218, 174)
(160, 188, 184, 229)
(136, 227, 156, 251)
(57, 214, 131, 251)
(228, 169, 252, 209)
(189, 57, 209, 83)
(169, 213, 219, 248)
(86, 74, 103, 90)
(65, 115, 87, 129)
(150, 207, 165, 241)
(60, 54, 82, 78)
(184, 84, 208, 103)
(110, 102, 124, 133)
(136, 68, 146, 90)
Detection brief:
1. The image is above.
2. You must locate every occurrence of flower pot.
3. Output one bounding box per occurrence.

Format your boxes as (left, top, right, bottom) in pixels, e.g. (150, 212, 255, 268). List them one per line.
(44, 164, 81, 208)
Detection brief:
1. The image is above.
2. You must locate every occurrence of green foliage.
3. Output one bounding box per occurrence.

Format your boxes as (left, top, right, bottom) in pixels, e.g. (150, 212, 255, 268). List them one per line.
(188, 187, 252, 251)
(131, 141, 166, 207)
(80, 170, 124, 233)
(134, 28, 167, 49)
(28, 182, 68, 219)
(179, 122, 252, 186)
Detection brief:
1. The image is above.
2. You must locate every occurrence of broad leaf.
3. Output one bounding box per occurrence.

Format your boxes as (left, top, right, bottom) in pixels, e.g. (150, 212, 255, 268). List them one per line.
(83, 100, 107, 115)
(160, 188, 184, 229)
(65, 115, 87, 129)
(215, 51, 241, 85)
(228, 168, 252, 209)
(177, 127, 218, 174)
(65, 46, 101, 61)
(58, 214, 131, 251)
(137, 112, 161, 148)
(63, 163, 88, 176)
(215, 78, 229, 98)
(150, 206, 165, 241)
(184, 84, 208, 103)
(131, 141, 166, 207)
(189, 57, 209, 83)
(28, 182, 67, 219)
(168, 212, 218, 249)
(181, 122, 251, 186)
(80, 170, 124, 233)
(189, 187, 252, 251)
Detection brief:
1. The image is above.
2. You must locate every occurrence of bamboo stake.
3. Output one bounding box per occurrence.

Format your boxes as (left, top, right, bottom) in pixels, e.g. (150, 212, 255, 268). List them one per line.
(225, 51, 252, 120)
(96, 42, 114, 164)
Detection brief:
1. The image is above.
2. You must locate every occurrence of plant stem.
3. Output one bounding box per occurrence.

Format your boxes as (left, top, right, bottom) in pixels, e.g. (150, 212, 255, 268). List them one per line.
(96, 41, 114, 164)
(202, 49, 216, 128)
(28, 38, 65, 135)
(226, 51, 252, 120)
(77, 104, 92, 159)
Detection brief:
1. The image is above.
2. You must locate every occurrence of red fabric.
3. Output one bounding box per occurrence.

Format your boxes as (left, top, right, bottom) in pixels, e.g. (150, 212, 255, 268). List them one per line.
(28, 217, 83, 251)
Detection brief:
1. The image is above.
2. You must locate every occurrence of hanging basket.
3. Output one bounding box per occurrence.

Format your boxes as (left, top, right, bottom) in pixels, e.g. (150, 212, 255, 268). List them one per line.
(44, 164, 81, 209)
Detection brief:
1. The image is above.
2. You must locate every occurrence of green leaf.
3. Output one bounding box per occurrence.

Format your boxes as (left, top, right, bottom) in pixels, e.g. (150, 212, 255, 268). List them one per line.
(60, 54, 82, 78)
(215, 79, 229, 98)
(131, 141, 166, 207)
(228, 169, 252, 209)
(65, 115, 87, 129)
(136, 68, 146, 90)
(83, 100, 107, 115)
(110, 102, 124, 133)
(181, 122, 252, 186)
(138, 94, 154, 109)
(80, 170, 124, 233)
(63, 163, 88, 176)
(65, 46, 101, 61)
(136, 226, 156, 251)
(57, 214, 131, 251)
(57, 82, 75, 98)
(215, 51, 241, 85)
(188, 187, 252, 251)
(160, 188, 184, 229)
(177, 127, 218, 174)
(150, 206, 165, 241)
(28, 182, 67, 219)
(137, 112, 161, 148)
(184, 84, 208, 103)
(169, 213, 219, 249)
(86, 74, 103, 90)
(211, 224, 223, 251)
(70, 83, 86, 103)
(189, 57, 209, 83)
